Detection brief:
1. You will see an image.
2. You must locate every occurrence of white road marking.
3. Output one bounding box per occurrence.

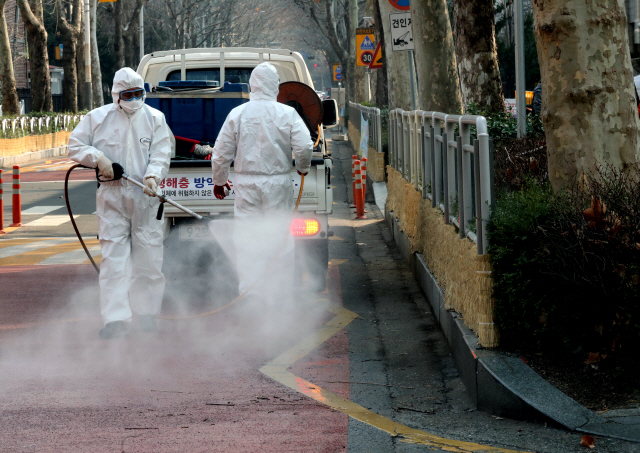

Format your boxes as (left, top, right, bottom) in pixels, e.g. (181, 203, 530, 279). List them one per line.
(24, 215, 78, 227)
(22, 206, 65, 215)
(0, 239, 74, 259)
(38, 245, 101, 265)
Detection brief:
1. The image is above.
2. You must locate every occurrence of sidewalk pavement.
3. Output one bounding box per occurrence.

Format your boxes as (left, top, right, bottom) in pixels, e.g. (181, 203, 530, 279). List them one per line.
(367, 174, 640, 444)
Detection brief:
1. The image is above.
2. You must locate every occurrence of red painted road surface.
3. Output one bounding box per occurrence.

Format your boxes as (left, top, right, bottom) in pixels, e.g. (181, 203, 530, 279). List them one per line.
(0, 264, 350, 451)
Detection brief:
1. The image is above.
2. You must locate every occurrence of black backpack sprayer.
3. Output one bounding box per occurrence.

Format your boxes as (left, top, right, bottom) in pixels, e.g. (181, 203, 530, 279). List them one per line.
(64, 162, 304, 319)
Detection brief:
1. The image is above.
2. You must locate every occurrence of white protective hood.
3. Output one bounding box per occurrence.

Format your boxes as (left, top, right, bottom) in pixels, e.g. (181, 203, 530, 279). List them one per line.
(111, 67, 145, 102)
(249, 62, 280, 101)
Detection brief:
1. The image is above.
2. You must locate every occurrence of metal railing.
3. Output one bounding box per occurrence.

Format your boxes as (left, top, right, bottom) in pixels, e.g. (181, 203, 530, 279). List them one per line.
(389, 108, 495, 255)
(349, 102, 383, 153)
(0, 114, 83, 139)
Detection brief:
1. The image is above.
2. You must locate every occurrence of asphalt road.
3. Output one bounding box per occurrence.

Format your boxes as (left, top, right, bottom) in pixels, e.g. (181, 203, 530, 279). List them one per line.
(0, 153, 637, 452)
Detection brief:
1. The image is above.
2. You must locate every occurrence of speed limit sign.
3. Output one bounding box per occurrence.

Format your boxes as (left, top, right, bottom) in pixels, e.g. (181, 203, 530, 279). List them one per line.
(360, 51, 373, 65)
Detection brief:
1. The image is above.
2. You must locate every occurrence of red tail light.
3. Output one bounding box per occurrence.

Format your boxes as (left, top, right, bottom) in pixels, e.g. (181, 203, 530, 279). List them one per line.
(291, 218, 320, 236)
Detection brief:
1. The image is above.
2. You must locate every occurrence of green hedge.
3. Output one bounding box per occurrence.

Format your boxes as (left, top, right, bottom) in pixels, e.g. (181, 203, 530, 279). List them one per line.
(489, 169, 640, 358)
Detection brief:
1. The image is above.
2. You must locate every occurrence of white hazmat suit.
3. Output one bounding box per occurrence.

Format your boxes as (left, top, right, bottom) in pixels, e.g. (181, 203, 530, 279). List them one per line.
(211, 62, 313, 301)
(68, 68, 173, 330)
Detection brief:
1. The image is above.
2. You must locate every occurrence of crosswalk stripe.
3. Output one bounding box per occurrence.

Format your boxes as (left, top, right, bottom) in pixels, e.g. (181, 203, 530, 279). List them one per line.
(38, 245, 101, 265)
(0, 239, 99, 266)
(24, 215, 78, 227)
(22, 206, 65, 215)
(0, 238, 74, 259)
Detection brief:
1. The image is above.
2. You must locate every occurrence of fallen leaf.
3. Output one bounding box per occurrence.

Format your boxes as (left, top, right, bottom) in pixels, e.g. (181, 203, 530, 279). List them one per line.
(584, 352, 601, 365)
(581, 434, 596, 448)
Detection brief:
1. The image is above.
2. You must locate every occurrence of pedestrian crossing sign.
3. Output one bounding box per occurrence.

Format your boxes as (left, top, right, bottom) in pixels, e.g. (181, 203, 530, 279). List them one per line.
(356, 28, 375, 67)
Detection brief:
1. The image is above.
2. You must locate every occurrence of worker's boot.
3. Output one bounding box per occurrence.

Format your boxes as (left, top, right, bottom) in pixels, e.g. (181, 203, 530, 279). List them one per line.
(139, 315, 157, 332)
(99, 321, 128, 339)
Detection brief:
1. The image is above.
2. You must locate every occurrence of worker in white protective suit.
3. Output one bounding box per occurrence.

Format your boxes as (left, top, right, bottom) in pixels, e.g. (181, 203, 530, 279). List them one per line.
(209, 62, 313, 307)
(68, 67, 173, 339)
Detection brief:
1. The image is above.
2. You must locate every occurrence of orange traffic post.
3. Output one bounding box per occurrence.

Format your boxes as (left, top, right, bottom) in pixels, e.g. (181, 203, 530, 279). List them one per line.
(0, 169, 4, 234)
(361, 157, 369, 213)
(354, 160, 366, 219)
(350, 154, 358, 208)
(10, 165, 23, 227)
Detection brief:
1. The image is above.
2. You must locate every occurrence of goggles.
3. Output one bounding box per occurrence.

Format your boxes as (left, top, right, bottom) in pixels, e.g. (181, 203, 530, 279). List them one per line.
(119, 89, 145, 101)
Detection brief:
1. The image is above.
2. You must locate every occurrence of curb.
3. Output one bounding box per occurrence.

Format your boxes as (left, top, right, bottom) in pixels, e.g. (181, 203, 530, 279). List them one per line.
(384, 209, 640, 443)
(0, 145, 68, 168)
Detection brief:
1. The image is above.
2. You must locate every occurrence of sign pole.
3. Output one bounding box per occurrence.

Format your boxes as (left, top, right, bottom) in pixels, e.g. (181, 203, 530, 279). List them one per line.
(408, 50, 416, 110)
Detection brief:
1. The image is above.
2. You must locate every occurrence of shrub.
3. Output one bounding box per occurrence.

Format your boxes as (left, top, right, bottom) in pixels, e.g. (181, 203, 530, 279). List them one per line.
(489, 165, 640, 359)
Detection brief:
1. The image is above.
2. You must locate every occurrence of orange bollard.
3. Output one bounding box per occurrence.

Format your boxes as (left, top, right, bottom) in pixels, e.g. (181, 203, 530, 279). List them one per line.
(10, 165, 23, 227)
(0, 169, 4, 234)
(361, 157, 369, 213)
(350, 154, 357, 208)
(354, 160, 366, 219)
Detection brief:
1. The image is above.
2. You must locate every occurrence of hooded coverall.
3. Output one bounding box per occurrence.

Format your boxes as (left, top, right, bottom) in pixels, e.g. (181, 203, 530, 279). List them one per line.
(68, 68, 173, 326)
(211, 62, 313, 299)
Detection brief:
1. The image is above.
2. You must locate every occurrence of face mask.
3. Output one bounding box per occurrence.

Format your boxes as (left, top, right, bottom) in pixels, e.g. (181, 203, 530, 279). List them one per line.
(118, 97, 145, 115)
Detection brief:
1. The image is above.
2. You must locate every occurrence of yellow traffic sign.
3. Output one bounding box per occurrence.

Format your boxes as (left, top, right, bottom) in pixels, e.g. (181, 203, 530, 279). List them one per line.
(369, 42, 383, 69)
(356, 28, 375, 67)
(333, 64, 342, 82)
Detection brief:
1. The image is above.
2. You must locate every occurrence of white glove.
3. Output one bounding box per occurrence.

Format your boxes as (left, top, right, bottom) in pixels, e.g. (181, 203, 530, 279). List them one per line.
(143, 177, 158, 197)
(97, 155, 114, 180)
(193, 144, 213, 159)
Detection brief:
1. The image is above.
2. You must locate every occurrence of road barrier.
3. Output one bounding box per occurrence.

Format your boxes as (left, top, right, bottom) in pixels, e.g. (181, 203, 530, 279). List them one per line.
(0, 169, 4, 233)
(10, 166, 22, 227)
(0, 114, 83, 139)
(354, 160, 366, 219)
(361, 157, 368, 197)
(388, 109, 494, 255)
(351, 154, 357, 207)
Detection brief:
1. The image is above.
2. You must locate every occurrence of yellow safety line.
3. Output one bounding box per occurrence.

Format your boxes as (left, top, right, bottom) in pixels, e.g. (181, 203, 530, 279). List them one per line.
(0, 238, 52, 248)
(0, 239, 100, 266)
(260, 304, 528, 453)
(0, 227, 23, 235)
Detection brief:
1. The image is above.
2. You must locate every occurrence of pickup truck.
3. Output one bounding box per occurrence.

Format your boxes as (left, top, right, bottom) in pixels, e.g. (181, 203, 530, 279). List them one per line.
(136, 48, 336, 292)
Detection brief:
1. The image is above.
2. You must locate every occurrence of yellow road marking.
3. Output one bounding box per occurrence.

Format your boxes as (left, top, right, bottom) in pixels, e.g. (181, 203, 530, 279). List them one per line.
(0, 238, 51, 248)
(0, 227, 23, 235)
(329, 235, 344, 241)
(260, 304, 528, 453)
(0, 239, 99, 266)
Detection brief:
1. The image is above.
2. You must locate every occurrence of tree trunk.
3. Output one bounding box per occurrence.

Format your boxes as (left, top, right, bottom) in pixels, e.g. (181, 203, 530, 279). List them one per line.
(57, 0, 82, 113)
(411, 0, 463, 113)
(18, 0, 51, 112)
(378, 0, 412, 110)
(345, 0, 358, 106)
(76, 3, 87, 110)
(453, 0, 504, 112)
(533, 0, 640, 190)
(113, 0, 124, 69)
(90, 0, 103, 107)
(373, 0, 388, 108)
(0, 0, 20, 115)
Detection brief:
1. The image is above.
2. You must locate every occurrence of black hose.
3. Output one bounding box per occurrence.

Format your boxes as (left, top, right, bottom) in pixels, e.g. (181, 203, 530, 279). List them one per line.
(64, 164, 100, 274)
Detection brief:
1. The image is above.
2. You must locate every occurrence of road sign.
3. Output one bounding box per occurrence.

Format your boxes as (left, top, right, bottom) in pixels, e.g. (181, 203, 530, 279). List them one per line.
(333, 64, 342, 82)
(360, 51, 373, 66)
(390, 12, 414, 51)
(369, 42, 383, 69)
(388, 0, 410, 11)
(356, 27, 375, 67)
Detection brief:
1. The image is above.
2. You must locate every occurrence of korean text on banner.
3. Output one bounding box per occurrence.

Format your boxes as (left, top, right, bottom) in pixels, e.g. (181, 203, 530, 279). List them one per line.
(360, 113, 369, 158)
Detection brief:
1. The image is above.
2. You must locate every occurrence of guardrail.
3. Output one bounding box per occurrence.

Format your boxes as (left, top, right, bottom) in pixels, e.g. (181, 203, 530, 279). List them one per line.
(0, 114, 84, 139)
(349, 102, 382, 153)
(389, 108, 495, 255)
